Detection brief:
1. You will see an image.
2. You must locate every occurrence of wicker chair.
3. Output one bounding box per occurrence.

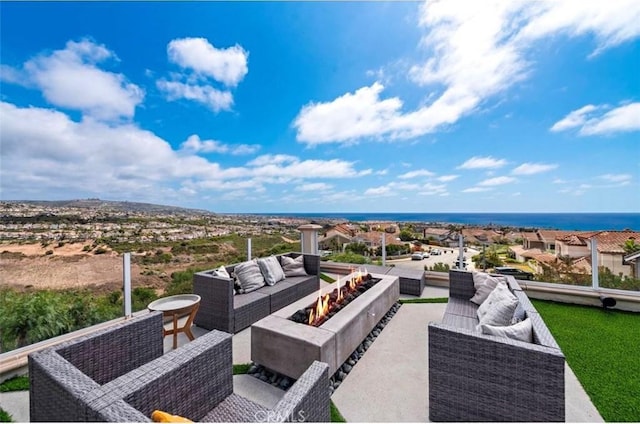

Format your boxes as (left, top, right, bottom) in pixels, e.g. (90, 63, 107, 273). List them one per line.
(29, 312, 331, 422)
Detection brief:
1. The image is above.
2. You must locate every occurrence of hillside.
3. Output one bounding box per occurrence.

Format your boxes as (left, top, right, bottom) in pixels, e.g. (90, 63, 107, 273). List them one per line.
(1, 199, 215, 216)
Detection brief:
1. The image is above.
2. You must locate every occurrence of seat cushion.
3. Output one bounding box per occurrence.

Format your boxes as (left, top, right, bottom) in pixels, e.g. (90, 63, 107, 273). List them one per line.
(233, 290, 269, 309)
(445, 297, 479, 319)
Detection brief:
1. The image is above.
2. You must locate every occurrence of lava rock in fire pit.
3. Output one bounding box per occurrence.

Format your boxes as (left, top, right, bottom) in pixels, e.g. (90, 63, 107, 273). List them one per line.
(291, 310, 307, 323)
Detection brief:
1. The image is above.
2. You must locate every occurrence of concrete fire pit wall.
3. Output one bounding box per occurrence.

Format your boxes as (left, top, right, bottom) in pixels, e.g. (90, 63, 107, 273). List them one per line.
(251, 274, 400, 379)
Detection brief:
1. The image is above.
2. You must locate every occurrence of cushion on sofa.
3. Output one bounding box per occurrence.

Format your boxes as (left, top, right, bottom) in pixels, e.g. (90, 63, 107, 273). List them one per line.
(234, 260, 266, 293)
(476, 283, 518, 329)
(511, 301, 526, 324)
(257, 256, 286, 286)
(280, 255, 308, 277)
(481, 317, 533, 343)
(211, 265, 231, 279)
(470, 272, 506, 305)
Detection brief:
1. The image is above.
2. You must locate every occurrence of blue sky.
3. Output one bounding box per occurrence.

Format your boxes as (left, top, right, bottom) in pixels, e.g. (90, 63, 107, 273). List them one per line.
(1, 1, 639, 213)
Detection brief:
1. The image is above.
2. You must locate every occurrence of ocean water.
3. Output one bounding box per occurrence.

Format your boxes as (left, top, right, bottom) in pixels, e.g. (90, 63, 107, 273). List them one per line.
(257, 213, 640, 231)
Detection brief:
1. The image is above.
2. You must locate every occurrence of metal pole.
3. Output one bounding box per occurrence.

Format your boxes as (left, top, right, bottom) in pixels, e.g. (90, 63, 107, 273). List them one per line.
(382, 233, 386, 266)
(123, 253, 132, 318)
(458, 233, 465, 270)
(591, 238, 599, 289)
(247, 238, 252, 261)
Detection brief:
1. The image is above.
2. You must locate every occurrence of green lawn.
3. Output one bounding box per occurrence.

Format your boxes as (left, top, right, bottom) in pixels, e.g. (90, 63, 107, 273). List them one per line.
(532, 300, 640, 422)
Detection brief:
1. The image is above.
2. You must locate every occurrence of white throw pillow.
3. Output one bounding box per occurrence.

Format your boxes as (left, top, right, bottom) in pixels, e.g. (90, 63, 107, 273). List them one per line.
(477, 283, 518, 327)
(481, 318, 533, 343)
(257, 256, 286, 286)
(280, 255, 308, 277)
(234, 260, 266, 293)
(470, 272, 506, 305)
(211, 265, 230, 279)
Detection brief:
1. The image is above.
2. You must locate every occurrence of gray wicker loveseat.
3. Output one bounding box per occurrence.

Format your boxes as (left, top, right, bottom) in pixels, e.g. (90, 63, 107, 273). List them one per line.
(428, 270, 565, 422)
(29, 312, 330, 422)
(193, 252, 320, 333)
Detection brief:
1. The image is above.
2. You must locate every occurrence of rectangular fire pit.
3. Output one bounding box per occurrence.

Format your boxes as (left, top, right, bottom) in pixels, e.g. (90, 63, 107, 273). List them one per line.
(251, 273, 399, 379)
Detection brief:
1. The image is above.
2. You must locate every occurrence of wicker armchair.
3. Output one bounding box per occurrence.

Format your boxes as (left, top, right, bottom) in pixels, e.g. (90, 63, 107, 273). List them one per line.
(29, 312, 331, 422)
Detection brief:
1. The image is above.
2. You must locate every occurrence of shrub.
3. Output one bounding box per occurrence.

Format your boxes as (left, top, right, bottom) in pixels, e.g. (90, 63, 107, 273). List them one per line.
(132, 287, 158, 310)
(429, 262, 450, 272)
(166, 269, 197, 295)
(94, 247, 108, 255)
(326, 252, 370, 265)
(45, 250, 53, 255)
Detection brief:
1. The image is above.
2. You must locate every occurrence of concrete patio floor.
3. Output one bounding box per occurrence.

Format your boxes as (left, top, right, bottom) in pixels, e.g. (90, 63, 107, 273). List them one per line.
(0, 285, 603, 422)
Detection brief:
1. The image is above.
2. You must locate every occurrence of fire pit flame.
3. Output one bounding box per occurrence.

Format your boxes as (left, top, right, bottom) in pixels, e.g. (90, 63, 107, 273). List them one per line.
(305, 267, 375, 327)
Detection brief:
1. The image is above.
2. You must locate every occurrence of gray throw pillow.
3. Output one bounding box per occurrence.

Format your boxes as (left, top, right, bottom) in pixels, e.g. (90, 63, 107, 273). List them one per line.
(234, 260, 266, 293)
(481, 318, 533, 343)
(280, 255, 308, 277)
(470, 272, 506, 305)
(477, 283, 518, 328)
(257, 256, 286, 286)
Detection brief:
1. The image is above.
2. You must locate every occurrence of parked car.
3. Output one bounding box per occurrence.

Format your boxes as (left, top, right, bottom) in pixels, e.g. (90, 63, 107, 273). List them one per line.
(431, 248, 441, 255)
(411, 252, 424, 260)
(493, 266, 534, 280)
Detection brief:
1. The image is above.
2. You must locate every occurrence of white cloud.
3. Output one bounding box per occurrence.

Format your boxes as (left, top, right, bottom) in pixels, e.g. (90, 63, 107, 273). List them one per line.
(581, 103, 640, 135)
(3, 39, 143, 121)
(516, 0, 640, 56)
(462, 187, 492, 193)
(158, 38, 248, 113)
(167, 37, 248, 87)
(0, 102, 366, 202)
(599, 174, 632, 182)
(180, 135, 229, 153)
(512, 162, 558, 175)
(550, 105, 598, 132)
(364, 186, 393, 196)
(399, 169, 436, 179)
(231, 144, 261, 155)
(293, 83, 404, 144)
(248, 154, 299, 167)
(478, 176, 516, 186)
(552, 103, 640, 135)
(179, 134, 260, 155)
(437, 174, 459, 182)
(293, 0, 640, 145)
(156, 80, 233, 112)
(418, 182, 448, 195)
(457, 156, 507, 169)
(0, 64, 24, 85)
(296, 183, 333, 192)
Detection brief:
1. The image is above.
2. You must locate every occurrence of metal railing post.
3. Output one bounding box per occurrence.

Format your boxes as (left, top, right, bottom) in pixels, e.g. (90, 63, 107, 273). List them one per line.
(123, 253, 132, 318)
(591, 238, 599, 289)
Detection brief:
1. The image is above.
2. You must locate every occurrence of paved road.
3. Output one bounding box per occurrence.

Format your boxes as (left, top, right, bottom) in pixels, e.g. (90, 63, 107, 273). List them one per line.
(386, 247, 479, 271)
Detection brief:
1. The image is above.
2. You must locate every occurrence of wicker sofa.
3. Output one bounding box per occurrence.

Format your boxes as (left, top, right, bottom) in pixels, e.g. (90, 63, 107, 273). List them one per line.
(29, 312, 330, 422)
(193, 252, 320, 333)
(428, 270, 565, 422)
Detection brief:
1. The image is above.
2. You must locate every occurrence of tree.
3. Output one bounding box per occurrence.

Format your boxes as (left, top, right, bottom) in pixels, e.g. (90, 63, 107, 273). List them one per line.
(399, 229, 414, 241)
(622, 238, 640, 254)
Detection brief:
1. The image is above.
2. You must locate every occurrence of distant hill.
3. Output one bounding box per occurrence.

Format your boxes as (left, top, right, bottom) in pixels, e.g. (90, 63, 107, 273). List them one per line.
(3, 199, 215, 216)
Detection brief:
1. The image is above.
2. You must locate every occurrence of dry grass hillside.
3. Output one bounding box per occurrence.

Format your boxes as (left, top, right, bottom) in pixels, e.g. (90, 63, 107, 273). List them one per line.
(0, 241, 235, 293)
